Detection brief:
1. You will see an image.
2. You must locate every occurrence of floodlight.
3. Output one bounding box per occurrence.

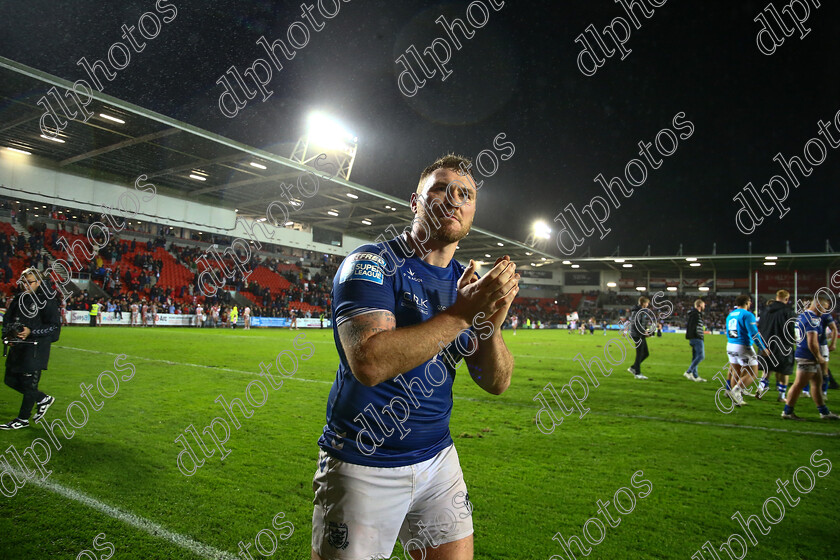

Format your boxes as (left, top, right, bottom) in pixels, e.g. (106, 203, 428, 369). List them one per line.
(699, 287, 710, 291)
(622, 264, 633, 268)
(606, 282, 617, 287)
(685, 257, 697, 262)
(5, 147, 30, 155)
(667, 286, 678, 291)
(765, 256, 777, 260)
(571, 264, 580, 268)
(763, 261, 776, 266)
(690, 263, 701, 267)
(533, 220, 552, 240)
(636, 286, 646, 291)
(307, 112, 356, 150)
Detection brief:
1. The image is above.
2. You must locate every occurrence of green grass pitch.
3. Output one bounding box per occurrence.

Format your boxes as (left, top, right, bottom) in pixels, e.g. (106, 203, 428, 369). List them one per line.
(0, 327, 837, 559)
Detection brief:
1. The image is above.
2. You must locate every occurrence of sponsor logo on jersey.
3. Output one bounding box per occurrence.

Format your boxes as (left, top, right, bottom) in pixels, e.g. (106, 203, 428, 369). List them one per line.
(402, 291, 429, 313)
(405, 268, 422, 283)
(339, 252, 386, 285)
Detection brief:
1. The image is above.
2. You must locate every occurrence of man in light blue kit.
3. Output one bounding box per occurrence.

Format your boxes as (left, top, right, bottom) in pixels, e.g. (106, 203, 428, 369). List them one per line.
(723, 295, 769, 407)
(311, 155, 519, 560)
(782, 292, 839, 420)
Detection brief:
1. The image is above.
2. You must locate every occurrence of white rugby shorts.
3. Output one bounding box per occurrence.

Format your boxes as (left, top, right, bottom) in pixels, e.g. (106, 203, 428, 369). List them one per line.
(311, 444, 473, 559)
(726, 343, 758, 367)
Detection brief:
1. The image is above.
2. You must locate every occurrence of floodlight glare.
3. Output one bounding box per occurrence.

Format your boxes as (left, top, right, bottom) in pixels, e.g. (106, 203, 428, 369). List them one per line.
(606, 282, 617, 287)
(667, 286, 678, 291)
(571, 264, 580, 268)
(533, 220, 552, 240)
(308, 112, 356, 150)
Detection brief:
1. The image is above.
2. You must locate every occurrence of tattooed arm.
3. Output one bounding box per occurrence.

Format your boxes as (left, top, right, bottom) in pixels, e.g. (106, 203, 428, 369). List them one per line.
(338, 309, 470, 387)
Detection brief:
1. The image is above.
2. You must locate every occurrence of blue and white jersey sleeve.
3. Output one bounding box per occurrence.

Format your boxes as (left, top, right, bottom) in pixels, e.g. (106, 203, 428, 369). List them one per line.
(333, 245, 396, 327)
(819, 313, 835, 345)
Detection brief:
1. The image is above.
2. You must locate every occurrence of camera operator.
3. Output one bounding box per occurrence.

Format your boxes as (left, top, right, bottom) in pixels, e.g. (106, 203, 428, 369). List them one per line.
(0, 268, 60, 430)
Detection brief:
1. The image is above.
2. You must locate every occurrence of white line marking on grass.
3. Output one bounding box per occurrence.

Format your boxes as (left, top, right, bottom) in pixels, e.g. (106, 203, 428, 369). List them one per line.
(13, 468, 239, 560)
(57, 346, 838, 437)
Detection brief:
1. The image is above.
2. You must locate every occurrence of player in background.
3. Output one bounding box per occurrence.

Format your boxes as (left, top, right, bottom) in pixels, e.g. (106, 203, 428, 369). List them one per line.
(151, 302, 158, 327)
(60, 299, 68, 326)
(756, 290, 795, 401)
(818, 309, 837, 396)
(511, 314, 518, 335)
(782, 292, 839, 420)
(244, 306, 251, 330)
(626, 296, 654, 380)
(130, 301, 139, 326)
(195, 303, 203, 328)
(312, 155, 517, 560)
(141, 300, 148, 327)
(290, 308, 298, 330)
(601, 319, 607, 336)
(684, 299, 707, 382)
(724, 295, 769, 407)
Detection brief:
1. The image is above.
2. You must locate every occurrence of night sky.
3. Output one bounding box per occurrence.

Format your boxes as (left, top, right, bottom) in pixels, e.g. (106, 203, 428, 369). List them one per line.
(1, 0, 838, 257)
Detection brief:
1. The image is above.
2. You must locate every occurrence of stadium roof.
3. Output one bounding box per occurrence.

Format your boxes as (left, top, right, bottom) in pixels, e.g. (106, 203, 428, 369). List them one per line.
(551, 253, 840, 276)
(0, 56, 554, 265)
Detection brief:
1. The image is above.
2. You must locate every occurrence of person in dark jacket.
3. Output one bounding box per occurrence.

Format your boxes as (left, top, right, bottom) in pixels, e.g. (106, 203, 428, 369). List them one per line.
(684, 299, 707, 382)
(757, 289, 795, 402)
(0, 268, 60, 429)
(627, 296, 654, 379)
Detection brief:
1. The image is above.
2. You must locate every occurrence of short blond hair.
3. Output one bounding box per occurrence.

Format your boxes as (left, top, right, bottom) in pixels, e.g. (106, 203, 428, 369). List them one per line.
(776, 289, 789, 300)
(694, 299, 704, 308)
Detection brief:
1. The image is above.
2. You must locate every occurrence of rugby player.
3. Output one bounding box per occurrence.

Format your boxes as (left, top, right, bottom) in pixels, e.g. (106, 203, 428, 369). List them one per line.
(723, 295, 769, 407)
(818, 309, 837, 396)
(311, 155, 518, 560)
(782, 292, 839, 420)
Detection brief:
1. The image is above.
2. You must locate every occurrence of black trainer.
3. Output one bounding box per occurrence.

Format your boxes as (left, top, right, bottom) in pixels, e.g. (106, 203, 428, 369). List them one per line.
(0, 418, 30, 430)
(32, 395, 55, 423)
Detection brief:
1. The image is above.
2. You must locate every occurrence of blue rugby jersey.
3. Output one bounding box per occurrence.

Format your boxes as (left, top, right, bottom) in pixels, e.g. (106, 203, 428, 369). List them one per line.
(725, 307, 767, 351)
(795, 310, 824, 360)
(819, 313, 835, 346)
(318, 237, 487, 467)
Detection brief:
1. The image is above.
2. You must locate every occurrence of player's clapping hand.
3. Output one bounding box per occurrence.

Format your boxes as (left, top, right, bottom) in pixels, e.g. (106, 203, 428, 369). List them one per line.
(449, 256, 520, 330)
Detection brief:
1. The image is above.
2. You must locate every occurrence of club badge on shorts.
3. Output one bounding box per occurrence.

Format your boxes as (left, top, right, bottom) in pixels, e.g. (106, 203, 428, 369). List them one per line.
(328, 521, 349, 550)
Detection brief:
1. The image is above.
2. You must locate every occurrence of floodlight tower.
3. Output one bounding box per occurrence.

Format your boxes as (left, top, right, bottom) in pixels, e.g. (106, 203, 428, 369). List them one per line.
(290, 112, 358, 180)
